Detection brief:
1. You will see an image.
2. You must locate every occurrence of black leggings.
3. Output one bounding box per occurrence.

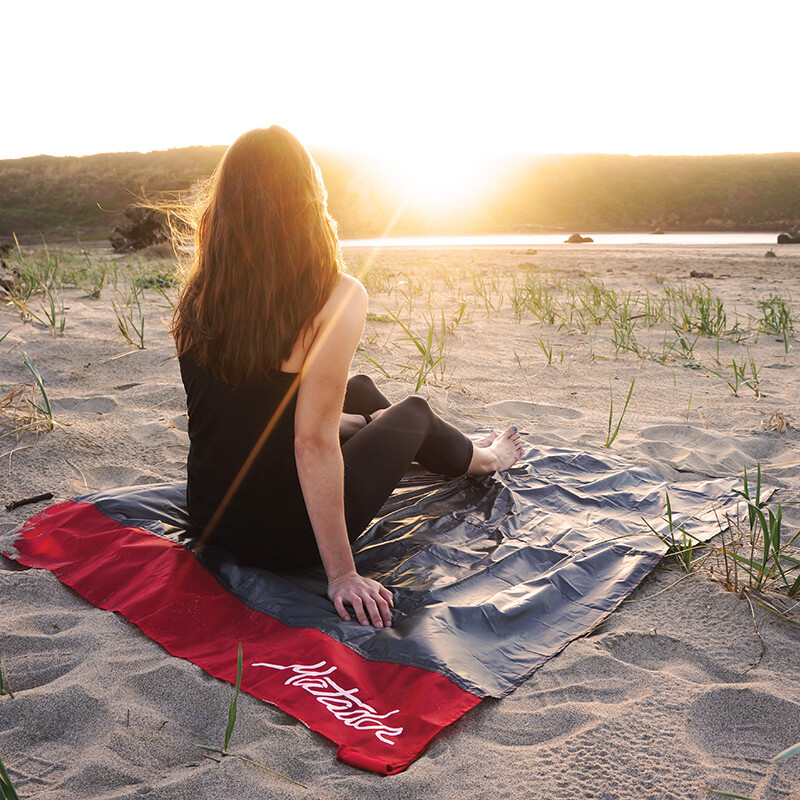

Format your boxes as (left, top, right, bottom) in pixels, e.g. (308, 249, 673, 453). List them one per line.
(340, 375, 473, 540)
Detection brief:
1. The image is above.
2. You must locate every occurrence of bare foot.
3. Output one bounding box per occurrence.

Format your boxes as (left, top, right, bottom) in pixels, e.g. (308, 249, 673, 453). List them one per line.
(474, 430, 498, 448)
(467, 426, 524, 475)
(488, 426, 525, 471)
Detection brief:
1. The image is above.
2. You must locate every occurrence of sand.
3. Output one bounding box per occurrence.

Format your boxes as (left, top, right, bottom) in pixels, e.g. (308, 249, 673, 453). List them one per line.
(2, 242, 800, 799)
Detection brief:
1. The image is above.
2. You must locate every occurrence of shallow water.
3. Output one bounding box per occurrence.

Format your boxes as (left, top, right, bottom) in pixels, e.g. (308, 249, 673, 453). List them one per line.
(341, 232, 786, 248)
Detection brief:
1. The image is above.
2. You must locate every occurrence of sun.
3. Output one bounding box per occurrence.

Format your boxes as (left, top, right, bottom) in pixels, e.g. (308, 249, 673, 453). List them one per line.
(375, 147, 499, 216)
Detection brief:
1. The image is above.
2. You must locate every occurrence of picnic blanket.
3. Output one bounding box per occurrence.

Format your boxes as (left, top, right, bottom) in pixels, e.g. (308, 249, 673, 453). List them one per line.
(5, 445, 738, 774)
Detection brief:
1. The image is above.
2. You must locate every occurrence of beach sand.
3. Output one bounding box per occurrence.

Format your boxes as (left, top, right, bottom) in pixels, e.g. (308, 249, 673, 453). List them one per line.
(2, 242, 800, 799)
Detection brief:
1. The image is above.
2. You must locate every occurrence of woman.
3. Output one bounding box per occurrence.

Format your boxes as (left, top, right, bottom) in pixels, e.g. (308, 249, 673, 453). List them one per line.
(172, 127, 523, 630)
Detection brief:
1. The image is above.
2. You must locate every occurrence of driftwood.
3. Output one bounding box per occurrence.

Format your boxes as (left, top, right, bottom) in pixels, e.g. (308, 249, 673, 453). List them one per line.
(5, 492, 53, 511)
(0, 260, 19, 294)
(109, 208, 168, 253)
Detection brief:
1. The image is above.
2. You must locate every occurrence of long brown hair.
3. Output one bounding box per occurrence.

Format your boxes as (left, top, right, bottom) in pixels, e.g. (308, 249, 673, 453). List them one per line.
(172, 126, 342, 384)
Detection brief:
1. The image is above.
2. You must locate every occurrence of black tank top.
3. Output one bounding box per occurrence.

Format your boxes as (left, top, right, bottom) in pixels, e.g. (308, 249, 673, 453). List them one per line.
(179, 355, 317, 567)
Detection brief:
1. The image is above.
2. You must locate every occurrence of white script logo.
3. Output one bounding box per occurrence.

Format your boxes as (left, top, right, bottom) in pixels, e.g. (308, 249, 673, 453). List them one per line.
(252, 660, 403, 746)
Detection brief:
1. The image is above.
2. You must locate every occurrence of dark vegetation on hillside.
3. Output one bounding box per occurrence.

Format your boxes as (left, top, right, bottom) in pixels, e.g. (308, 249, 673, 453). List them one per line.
(1, 147, 798, 241)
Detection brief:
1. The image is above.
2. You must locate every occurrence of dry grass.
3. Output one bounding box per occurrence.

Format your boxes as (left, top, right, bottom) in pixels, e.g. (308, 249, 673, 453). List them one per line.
(0, 384, 52, 440)
(763, 410, 794, 433)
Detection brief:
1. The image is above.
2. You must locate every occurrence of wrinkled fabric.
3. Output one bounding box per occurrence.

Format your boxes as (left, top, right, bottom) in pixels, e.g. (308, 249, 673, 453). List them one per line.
(64, 445, 738, 697)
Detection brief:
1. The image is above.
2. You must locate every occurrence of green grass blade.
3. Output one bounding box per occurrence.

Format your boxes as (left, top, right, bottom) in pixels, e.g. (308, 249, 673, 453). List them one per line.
(605, 378, 635, 447)
(414, 359, 425, 393)
(19, 348, 53, 423)
(223, 643, 243, 753)
(755, 462, 762, 507)
(606, 383, 614, 444)
(381, 306, 426, 358)
(359, 353, 393, 379)
(722, 553, 767, 583)
(415, 355, 444, 392)
(46, 289, 56, 326)
(741, 464, 756, 531)
(786, 571, 800, 597)
(773, 740, 800, 761)
(772, 504, 782, 545)
(753, 505, 771, 589)
(702, 788, 757, 800)
(195, 744, 224, 754)
(425, 324, 434, 364)
(767, 506, 790, 587)
(0, 753, 21, 800)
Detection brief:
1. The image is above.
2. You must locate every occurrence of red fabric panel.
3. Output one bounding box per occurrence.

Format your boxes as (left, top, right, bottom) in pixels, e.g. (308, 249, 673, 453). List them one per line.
(7, 501, 481, 774)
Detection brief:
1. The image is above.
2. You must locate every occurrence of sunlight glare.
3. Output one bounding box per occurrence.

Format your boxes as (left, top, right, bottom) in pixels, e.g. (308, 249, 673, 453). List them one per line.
(376, 147, 499, 215)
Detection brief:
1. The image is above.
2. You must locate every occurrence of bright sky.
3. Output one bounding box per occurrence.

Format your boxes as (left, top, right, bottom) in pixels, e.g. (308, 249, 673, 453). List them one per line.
(4, 0, 797, 166)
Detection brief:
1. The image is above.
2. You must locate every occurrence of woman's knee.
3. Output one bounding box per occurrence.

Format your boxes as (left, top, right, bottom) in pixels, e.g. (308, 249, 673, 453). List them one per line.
(396, 394, 433, 422)
(347, 374, 376, 393)
(344, 373, 391, 415)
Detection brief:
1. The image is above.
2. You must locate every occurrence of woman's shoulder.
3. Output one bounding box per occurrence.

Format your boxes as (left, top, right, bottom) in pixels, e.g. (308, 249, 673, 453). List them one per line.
(331, 273, 367, 304)
(319, 273, 367, 321)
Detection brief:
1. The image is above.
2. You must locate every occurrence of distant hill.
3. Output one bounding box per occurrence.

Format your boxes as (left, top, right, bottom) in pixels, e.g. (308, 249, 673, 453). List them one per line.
(1, 147, 798, 241)
(0, 147, 225, 241)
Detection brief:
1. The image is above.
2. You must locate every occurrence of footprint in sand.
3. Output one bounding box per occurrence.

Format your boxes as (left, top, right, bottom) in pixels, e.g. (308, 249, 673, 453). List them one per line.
(131, 421, 187, 447)
(7, 684, 108, 744)
(639, 424, 721, 448)
(637, 423, 776, 473)
(485, 400, 583, 420)
(687, 688, 800, 759)
(597, 632, 747, 685)
(475, 703, 597, 747)
(14, 611, 83, 636)
(170, 413, 188, 432)
(115, 384, 183, 410)
(638, 439, 691, 464)
(526, 648, 647, 707)
(53, 396, 117, 414)
(128, 662, 228, 731)
(83, 466, 164, 489)
(0, 632, 82, 691)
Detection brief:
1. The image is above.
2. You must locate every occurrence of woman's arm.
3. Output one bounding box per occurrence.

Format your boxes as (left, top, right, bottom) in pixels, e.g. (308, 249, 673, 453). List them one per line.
(294, 275, 393, 628)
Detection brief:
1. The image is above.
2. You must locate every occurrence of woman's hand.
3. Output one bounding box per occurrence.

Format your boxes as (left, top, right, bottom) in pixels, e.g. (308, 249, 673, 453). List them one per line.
(327, 571, 394, 628)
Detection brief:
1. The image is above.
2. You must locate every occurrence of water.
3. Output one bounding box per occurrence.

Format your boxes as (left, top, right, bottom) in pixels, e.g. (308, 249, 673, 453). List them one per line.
(341, 232, 783, 249)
